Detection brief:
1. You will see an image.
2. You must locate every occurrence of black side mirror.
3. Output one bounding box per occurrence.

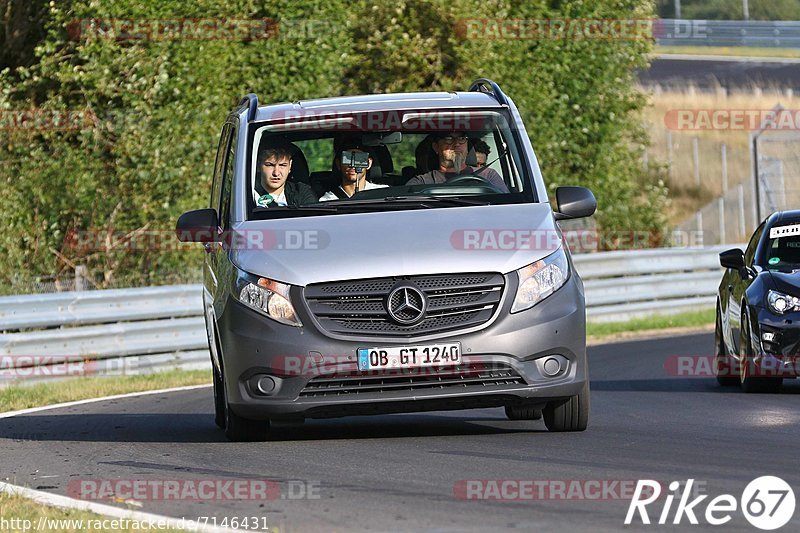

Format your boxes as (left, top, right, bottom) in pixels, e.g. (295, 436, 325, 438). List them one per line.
(554, 186, 597, 220)
(176, 208, 219, 243)
(719, 248, 745, 269)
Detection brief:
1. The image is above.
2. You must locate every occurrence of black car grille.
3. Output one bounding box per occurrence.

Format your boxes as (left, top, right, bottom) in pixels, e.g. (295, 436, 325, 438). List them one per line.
(304, 273, 505, 337)
(298, 363, 525, 398)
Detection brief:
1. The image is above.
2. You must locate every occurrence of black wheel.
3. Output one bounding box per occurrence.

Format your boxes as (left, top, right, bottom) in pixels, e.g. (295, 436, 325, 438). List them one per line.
(222, 372, 270, 442)
(504, 405, 542, 420)
(714, 302, 738, 387)
(543, 382, 589, 432)
(739, 309, 782, 394)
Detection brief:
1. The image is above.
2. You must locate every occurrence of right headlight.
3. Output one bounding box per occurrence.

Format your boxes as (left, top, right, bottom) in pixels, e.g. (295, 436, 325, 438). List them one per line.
(236, 275, 302, 326)
(511, 247, 569, 313)
(767, 290, 800, 315)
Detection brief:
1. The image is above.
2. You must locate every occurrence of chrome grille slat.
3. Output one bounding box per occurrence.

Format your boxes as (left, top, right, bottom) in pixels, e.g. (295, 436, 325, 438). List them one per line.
(305, 273, 504, 337)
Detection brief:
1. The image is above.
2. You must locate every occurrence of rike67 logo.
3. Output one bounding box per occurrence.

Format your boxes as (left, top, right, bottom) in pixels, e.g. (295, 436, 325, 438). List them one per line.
(625, 477, 795, 530)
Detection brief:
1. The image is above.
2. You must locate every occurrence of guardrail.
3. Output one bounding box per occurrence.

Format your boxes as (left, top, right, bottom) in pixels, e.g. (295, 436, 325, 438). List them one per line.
(0, 245, 734, 385)
(656, 19, 800, 48)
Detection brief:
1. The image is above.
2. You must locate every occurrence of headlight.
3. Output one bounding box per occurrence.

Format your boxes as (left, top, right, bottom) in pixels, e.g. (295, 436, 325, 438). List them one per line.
(237, 275, 302, 326)
(511, 247, 569, 313)
(767, 290, 800, 315)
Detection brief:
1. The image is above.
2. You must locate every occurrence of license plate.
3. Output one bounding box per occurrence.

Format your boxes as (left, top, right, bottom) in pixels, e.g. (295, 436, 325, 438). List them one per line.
(357, 343, 461, 371)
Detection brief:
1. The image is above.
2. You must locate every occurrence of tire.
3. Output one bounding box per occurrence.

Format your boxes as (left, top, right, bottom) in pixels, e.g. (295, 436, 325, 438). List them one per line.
(223, 370, 270, 442)
(543, 382, 589, 432)
(714, 302, 738, 387)
(739, 309, 782, 394)
(505, 405, 542, 420)
(212, 365, 226, 429)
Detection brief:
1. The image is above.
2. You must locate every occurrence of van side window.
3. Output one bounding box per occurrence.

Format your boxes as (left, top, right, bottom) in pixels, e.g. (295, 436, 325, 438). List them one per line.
(219, 122, 238, 229)
(211, 123, 233, 212)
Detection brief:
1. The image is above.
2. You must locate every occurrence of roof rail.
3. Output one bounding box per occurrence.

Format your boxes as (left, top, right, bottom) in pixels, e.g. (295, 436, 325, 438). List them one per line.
(239, 93, 258, 122)
(468, 79, 508, 106)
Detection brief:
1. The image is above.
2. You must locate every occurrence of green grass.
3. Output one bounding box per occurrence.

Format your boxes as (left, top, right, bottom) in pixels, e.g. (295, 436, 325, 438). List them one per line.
(654, 45, 800, 59)
(0, 369, 210, 413)
(0, 492, 180, 532)
(587, 308, 715, 340)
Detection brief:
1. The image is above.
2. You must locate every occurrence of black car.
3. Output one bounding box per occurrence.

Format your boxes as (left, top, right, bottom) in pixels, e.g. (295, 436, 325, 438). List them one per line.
(716, 210, 800, 392)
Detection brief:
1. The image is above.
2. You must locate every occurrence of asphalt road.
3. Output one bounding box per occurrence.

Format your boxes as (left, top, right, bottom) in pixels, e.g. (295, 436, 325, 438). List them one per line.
(641, 57, 800, 90)
(2, 333, 800, 532)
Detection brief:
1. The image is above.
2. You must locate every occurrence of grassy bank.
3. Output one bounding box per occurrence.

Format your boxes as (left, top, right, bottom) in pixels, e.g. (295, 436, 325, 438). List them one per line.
(0, 369, 210, 413)
(654, 45, 800, 59)
(587, 308, 715, 342)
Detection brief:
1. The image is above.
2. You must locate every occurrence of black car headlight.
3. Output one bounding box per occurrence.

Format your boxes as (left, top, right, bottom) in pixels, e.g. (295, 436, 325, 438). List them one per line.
(767, 289, 800, 315)
(235, 273, 302, 326)
(511, 247, 569, 313)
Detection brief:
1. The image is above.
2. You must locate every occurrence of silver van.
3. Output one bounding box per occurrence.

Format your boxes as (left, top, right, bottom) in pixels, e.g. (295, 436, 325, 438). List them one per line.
(177, 80, 596, 440)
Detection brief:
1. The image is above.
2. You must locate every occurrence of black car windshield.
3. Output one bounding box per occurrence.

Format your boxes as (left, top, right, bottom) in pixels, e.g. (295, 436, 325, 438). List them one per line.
(246, 109, 535, 219)
(763, 223, 800, 269)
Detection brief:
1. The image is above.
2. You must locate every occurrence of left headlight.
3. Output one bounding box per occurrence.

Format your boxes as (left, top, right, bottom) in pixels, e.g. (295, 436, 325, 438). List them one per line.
(236, 275, 302, 326)
(511, 247, 569, 313)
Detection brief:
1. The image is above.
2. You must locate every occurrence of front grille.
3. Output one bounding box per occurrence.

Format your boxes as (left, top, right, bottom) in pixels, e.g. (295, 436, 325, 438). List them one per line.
(298, 363, 525, 398)
(304, 273, 505, 337)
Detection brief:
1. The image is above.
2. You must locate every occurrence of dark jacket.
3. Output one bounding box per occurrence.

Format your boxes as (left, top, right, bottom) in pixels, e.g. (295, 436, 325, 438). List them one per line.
(262, 179, 317, 207)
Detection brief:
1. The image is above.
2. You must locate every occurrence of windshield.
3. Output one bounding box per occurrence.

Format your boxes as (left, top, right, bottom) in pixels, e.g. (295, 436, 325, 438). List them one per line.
(764, 223, 800, 269)
(245, 109, 535, 219)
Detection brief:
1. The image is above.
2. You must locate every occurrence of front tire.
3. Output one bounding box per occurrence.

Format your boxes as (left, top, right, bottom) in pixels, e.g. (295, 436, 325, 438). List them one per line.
(543, 382, 589, 432)
(739, 309, 782, 394)
(715, 302, 738, 387)
(222, 372, 270, 442)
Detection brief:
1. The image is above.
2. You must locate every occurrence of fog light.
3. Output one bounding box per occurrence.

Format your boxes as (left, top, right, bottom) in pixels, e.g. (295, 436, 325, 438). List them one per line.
(249, 375, 278, 396)
(762, 332, 776, 342)
(543, 357, 562, 377)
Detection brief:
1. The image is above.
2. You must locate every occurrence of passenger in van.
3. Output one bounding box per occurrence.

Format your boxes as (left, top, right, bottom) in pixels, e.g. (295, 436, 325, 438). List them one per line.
(256, 143, 317, 207)
(472, 138, 491, 167)
(406, 132, 508, 192)
(319, 138, 388, 201)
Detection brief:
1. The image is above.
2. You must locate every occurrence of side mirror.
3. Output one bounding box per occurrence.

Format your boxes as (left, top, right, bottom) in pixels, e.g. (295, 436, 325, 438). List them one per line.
(719, 248, 745, 269)
(554, 186, 597, 220)
(176, 208, 219, 243)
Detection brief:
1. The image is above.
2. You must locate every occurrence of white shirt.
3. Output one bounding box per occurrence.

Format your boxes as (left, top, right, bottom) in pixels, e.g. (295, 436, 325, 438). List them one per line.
(319, 181, 388, 201)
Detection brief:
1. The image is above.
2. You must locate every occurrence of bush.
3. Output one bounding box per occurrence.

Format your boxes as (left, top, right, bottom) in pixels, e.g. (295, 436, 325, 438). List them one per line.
(0, 0, 665, 290)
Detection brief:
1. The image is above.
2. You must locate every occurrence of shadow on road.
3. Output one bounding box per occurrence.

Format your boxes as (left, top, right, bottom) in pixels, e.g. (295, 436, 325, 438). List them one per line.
(0, 410, 546, 444)
(591, 378, 800, 394)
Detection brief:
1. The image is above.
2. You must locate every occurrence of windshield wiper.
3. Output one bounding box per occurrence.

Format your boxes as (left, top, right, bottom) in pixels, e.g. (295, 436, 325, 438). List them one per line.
(392, 195, 490, 206)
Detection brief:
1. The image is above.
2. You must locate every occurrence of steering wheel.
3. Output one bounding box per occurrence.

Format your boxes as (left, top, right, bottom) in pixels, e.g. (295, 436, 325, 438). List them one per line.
(445, 174, 506, 194)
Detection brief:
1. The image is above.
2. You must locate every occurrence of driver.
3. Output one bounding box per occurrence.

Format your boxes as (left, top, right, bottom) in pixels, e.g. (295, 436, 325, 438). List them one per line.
(405, 132, 508, 192)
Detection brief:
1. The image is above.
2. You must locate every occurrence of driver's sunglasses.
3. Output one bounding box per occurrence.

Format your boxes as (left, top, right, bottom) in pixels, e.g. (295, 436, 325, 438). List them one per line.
(439, 135, 468, 146)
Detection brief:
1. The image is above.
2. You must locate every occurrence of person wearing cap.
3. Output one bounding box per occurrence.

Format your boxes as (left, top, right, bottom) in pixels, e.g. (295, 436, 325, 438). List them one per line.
(319, 139, 388, 201)
(256, 143, 317, 207)
(406, 132, 508, 192)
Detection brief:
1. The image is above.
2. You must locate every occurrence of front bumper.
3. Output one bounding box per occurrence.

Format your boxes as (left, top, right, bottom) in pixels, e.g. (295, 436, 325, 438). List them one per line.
(217, 273, 588, 420)
(750, 307, 800, 378)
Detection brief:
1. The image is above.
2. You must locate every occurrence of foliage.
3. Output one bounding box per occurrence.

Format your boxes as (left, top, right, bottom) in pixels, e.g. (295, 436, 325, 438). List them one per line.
(0, 0, 665, 289)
